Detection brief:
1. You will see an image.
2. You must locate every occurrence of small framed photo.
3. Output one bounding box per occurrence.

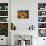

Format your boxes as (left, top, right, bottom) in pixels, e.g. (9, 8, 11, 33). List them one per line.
(17, 10, 29, 19)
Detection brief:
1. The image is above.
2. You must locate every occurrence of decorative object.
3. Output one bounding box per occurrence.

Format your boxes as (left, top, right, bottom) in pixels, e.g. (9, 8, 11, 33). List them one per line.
(38, 23, 46, 28)
(0, 23, 8, 37)
(0, 11, 8, 16)
(38, 11, 46, 16)
(39, 29, 46, 37)
(15, 35, 32, 46)
(5, 6, 8, 10)
(19, 35, 32, 45)
(0, 6, 1, 10)
(29, 25, 35, 30)
(0, 23, 8, 30)
(17, 10, 29, 19)
(0, 17, 8, 22)
(0, 3, 8, 10)
(38, 17, 46, 22)
(38, 3, 46, 10)
(11, 23, 16, 30)
(42, 12, 45, 15)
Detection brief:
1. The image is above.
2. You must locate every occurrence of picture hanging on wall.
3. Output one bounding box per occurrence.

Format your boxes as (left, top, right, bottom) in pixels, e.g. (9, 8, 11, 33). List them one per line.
(17, 10, 29, 19)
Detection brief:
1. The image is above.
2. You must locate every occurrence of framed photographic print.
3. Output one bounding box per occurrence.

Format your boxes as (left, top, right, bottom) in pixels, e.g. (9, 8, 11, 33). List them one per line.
(17, 10, 29, 19)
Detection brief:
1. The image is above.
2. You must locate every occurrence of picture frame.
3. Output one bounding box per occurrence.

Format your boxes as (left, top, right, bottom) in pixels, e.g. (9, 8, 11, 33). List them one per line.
(17, 10, 29, 19)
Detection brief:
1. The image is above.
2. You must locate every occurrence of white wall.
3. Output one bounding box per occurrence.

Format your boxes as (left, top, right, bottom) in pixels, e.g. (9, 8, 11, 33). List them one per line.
(11, 0, 38, 30)
(11, 0, 46, 46)
(11, 0, 38, 45)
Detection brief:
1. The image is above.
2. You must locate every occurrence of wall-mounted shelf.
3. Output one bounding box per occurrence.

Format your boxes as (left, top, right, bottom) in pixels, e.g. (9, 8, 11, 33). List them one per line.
(38, 10, 46, 11)
(38, 22, 46, 23)
(0, 22, 8, 23)
(0, 10, 8, 11)
(0, 16, 8, 17)
(0, 3, 8, 37)
(38, 28, 46, 29)
(38, 3, 46, 37)
(38, 16, 46, 17)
